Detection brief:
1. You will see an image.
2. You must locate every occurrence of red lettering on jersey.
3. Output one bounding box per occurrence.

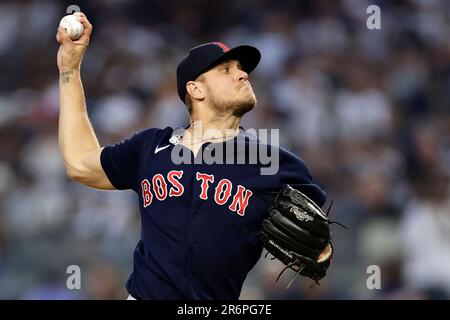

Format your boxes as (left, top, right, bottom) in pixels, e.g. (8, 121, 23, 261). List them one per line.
(141, 179, 153, 207)
(168, 170, 184, 197)
(228, 185, 253, 216)
(196, 172, 214, 200)
(214, 179, 233, 205)
(152, 174, 167, 201)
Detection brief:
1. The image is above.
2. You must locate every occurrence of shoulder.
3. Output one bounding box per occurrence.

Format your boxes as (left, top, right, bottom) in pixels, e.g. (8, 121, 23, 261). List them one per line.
(277, 146, 309, 168)
(102, 127, 175, 157)
(122, 126, 174, 146)
(275, 146, 313, 182)
(133, 126, 174, 140)
(236, 130, 311, 176)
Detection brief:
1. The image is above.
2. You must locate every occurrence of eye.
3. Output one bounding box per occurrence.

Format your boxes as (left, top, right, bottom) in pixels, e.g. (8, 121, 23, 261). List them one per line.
(221, 66, 229, 73)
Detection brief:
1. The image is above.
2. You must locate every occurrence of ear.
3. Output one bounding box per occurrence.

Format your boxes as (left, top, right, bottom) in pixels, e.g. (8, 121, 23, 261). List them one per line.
(186, 80, 205, 101)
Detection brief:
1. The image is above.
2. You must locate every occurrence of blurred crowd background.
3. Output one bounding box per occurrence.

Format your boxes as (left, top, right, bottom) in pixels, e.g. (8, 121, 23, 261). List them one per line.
(0, 0, 450, 299)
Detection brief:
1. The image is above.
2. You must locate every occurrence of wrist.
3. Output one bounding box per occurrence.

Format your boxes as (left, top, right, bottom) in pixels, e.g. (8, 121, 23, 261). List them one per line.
(59, 69, 80, 84)
(59, 67, 80, 74)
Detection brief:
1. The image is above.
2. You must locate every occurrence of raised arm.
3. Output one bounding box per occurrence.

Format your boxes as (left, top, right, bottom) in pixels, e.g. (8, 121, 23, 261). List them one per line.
(56, 12, 114, 190)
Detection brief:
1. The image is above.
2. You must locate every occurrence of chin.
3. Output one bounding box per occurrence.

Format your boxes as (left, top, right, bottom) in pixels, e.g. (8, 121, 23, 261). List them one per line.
(233, 96, 256, 117)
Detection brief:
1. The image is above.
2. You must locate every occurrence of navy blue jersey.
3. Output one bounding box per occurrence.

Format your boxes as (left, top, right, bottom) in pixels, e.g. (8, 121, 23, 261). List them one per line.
(100, 126, 326, 299)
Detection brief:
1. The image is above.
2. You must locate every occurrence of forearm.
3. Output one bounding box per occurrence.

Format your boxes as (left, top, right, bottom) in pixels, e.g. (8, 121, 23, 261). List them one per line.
(58, 69, 100, 175)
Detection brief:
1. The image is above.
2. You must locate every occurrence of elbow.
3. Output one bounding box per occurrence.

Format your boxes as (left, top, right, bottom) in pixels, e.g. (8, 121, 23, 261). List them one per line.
(64, 164, 86, 182)
(65, 168, 82, 182)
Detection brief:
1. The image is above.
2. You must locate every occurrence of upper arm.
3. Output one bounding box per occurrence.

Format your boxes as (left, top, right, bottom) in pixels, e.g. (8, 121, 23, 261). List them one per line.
(72, 148, 116, 190)
(278, 148, 327, 207)
(70, 128, 163, 191)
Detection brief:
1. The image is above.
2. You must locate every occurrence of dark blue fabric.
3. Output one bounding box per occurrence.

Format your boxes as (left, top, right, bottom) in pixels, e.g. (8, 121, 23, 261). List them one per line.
(176, 42, 261, 101)
(100, 126, 326, 300)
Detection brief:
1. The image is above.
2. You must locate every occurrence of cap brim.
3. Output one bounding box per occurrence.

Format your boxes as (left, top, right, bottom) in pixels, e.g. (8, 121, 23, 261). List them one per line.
(204, 45, 261, 75)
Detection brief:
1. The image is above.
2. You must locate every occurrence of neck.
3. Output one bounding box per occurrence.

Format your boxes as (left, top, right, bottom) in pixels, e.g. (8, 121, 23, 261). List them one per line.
(187, 110, 241, 140)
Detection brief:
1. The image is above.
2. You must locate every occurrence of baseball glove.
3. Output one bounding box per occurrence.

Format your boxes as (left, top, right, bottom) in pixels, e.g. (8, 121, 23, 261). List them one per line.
(260, 185, 341, 287)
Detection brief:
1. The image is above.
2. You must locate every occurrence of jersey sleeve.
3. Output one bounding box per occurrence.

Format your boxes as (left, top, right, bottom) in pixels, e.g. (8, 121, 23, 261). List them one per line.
(100, 128, 158, 191)
(278, 148, 327, 207)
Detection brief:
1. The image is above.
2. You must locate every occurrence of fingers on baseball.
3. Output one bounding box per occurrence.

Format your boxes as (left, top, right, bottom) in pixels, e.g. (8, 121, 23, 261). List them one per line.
(74, 12, 93, 37)
(73, 12, 86, 18)
(56, 27, 70, 44)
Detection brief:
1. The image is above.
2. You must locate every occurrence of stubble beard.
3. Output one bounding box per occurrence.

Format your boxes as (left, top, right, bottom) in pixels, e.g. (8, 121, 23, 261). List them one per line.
(211, 91, 257, 117)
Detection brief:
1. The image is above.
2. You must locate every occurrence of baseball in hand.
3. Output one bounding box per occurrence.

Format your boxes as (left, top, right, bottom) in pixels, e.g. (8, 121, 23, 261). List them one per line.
(59, 14, 84, 40)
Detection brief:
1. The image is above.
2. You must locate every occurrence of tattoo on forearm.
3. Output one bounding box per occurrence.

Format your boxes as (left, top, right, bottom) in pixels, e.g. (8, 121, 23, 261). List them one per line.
(60, 70, 74, 84)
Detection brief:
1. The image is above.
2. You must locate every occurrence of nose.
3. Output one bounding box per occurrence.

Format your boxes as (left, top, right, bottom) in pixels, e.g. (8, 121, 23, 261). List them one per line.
(238, 70, 249, 82)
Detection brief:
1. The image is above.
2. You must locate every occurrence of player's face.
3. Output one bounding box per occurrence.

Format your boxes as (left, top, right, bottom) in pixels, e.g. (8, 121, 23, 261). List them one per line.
(201, 60, 257, 116)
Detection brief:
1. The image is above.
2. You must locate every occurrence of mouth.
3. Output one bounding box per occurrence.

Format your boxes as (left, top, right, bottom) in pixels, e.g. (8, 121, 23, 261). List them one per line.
(240, 81, 252, 91)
